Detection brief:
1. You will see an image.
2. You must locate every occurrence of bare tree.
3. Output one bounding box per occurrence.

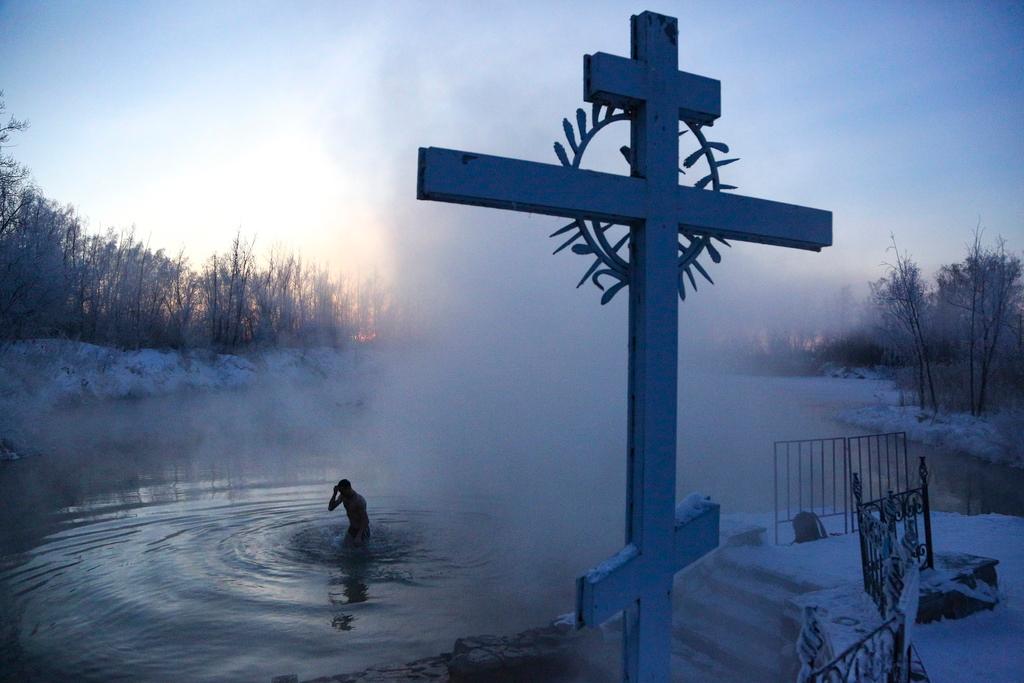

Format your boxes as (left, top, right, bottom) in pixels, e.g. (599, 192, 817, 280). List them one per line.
(0, 92, 31, 240)
(166, 248, 198, 347)
(871, 235, 938, 411)
(937, 228, 1023, 414)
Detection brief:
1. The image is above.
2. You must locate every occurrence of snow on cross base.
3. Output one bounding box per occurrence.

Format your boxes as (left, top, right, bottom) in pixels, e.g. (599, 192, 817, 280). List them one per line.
(416, 10, 832, 682)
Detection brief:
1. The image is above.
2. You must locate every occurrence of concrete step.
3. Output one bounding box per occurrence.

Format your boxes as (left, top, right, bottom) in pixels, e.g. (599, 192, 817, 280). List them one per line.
(667, 544, 819, 683)
(715, 547, 824, 594)
(697, 564, 802, 622)
(671, 639, 744, 683)
(677, 566, 789, 626)
(674, 622, 784, 683)
(676, 587, 790, 653)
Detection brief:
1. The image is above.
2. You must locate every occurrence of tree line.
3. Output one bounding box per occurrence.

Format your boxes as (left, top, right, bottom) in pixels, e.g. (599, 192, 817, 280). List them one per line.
(744, 231, 1023, 417)
(870, 232, 1022, 416)
(0, 94, 389, 351)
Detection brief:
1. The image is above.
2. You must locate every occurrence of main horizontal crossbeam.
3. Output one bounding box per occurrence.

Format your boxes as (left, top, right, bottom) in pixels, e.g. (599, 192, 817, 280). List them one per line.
(418, 147, 832, 251)
(418, 146, 645, 224)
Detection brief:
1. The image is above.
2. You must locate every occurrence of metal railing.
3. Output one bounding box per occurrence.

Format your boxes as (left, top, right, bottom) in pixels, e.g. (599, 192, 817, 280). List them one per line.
(802, 611, 902, 683)
(848, 433, 914, 510)
(773, 432, 912, 545)
(800, 615, 928, 683)
(798, 518, 929, 683)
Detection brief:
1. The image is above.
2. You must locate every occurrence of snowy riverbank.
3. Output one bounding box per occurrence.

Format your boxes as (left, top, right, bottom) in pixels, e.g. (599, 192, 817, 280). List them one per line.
(822, 365, 1023, 469)
(0, 339, 375, 460)
(839, 403, 1023, 468)
(0, 339, 368, 405)
(820, 362, 894, 381)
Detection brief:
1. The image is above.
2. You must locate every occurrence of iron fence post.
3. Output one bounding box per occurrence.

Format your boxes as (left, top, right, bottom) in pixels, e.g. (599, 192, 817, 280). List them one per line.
(852, 473, 868, 593)
(844, 437, 851, 534)
(919, 456, 934, 569)
(774, 445, 779, 545)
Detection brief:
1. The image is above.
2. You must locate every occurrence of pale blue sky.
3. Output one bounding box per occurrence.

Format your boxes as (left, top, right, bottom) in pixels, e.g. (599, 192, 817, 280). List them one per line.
(1, 1, 1022, 340)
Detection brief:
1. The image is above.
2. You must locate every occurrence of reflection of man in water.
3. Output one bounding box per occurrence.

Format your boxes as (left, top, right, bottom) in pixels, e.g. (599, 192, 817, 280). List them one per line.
(328, 479, 370, 547)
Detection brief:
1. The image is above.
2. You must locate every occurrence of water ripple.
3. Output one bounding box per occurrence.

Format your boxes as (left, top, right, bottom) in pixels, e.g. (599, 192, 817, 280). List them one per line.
(1, 486, 510, 682)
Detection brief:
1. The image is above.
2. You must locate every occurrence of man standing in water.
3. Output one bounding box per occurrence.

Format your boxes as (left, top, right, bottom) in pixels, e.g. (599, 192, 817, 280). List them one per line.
(328, 479, 370, 547)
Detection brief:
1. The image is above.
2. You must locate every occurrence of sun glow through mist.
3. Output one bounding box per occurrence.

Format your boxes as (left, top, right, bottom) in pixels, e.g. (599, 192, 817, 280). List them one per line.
(103, 125, 392, 279)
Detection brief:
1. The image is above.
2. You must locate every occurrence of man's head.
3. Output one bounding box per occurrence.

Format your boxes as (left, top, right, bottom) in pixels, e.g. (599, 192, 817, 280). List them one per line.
(337, 479, 353, 498)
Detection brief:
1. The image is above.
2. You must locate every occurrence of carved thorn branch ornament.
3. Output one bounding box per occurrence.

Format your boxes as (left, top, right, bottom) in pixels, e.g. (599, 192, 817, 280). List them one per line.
(550, 104, 738, 304)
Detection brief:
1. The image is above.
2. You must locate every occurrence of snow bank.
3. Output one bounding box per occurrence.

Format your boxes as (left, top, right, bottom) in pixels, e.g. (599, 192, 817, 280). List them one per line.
(820, 363, 894, 381)
(839, 403, 1023, 468)
(0, 339, 366, 407)
(822, 367, 1023, 468)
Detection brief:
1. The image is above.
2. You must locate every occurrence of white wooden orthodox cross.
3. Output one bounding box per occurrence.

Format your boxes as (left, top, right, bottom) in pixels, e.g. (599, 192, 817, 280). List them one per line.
(416, 11, 832, 682)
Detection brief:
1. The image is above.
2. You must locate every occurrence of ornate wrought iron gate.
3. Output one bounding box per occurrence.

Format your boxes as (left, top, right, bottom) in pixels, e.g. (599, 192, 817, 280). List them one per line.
(854, 461, 935, 610)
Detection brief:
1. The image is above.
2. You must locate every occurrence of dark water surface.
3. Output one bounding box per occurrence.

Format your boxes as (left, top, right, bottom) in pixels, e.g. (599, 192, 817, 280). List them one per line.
(0, 474, 564, 682)
(674, 374, 1024, 518)
(1, 369, 1020, 682)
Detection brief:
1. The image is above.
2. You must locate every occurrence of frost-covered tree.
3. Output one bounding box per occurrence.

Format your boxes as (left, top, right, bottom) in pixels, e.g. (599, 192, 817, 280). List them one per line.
(870, 236, 938, 411)
(0, 94, 392, 350)
(936, 229, 1023, 415)
(0, 92, 30, 239)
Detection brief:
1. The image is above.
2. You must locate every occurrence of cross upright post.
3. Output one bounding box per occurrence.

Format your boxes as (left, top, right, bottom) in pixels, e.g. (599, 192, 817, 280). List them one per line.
(620, 12, 684, 680)
(415, 10, 832, 681)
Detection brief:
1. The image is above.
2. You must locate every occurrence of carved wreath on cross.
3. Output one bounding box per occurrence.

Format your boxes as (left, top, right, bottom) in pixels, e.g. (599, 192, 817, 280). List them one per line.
(550, 104, 738, 304)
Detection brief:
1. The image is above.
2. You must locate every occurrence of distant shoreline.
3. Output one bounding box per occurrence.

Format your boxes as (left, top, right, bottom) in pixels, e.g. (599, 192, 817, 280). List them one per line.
(0, 338, 372, 405)
(0, 339, 377, 462)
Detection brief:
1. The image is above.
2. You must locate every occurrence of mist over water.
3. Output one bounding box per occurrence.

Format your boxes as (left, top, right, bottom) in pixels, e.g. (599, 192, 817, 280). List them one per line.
(2, 330, 1021, 680)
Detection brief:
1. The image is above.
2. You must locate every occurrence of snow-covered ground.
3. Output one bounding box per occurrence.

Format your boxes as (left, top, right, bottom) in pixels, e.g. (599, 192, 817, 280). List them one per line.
(0, 339, 375, 459)
(820, 363, 894, 381)
(0, 339, 256, 404)
(0, 339, 367, 406)
(913, 513, 1024, 682)
(839, 403, 1022, 467)
(724, 511, 1024, 682)
(830, 368, 1024, 468)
